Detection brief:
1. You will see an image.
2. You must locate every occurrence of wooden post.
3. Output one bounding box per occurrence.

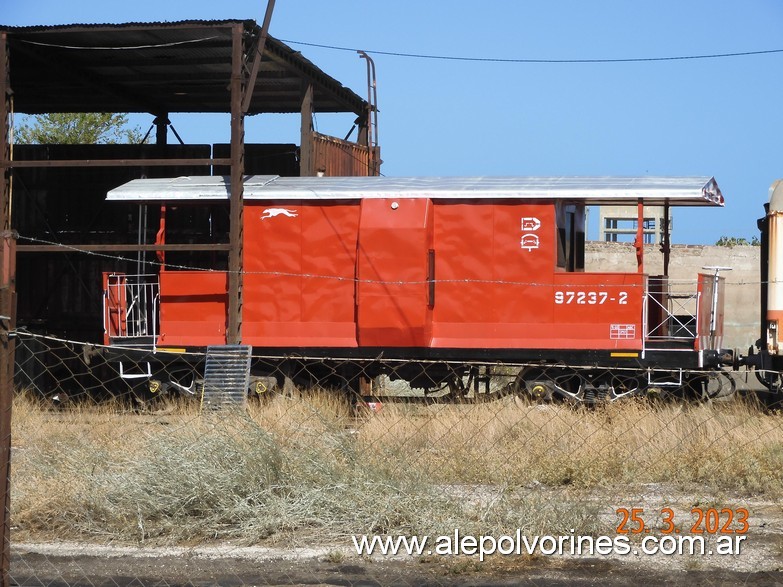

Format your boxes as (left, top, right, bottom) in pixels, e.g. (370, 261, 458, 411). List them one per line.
(154, 114, 168, 146)
(0, 232, 14, 587)
(357, 117, 369, 147)
(227, 24, 246, 344)
(0, 35, 14, 587)
(0, 33, 10, 233)
(300, 83, 313, 176)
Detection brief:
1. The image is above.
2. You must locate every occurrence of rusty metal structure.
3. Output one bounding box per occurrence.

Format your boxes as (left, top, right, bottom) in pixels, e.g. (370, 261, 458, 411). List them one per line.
(0, 20, 378, 583)
(0, 19, 381, 345)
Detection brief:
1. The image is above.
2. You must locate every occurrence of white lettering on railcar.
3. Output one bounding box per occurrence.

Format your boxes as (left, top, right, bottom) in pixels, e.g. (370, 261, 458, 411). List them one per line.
(610, 324, 636, 339)
(554, 291, 628, 305)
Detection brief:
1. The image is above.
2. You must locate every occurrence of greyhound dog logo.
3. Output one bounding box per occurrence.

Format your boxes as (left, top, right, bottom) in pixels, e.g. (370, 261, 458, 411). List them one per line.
(261, 208, 298, 220)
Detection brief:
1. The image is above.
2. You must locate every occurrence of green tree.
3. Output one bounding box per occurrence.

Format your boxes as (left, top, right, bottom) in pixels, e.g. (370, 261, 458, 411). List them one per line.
(14, 112, 145, 144)
(715, 235, 760, 246)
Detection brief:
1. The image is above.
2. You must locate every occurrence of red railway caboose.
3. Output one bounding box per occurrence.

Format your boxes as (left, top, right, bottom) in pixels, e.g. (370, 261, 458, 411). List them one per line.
(102, 175, 728, 402)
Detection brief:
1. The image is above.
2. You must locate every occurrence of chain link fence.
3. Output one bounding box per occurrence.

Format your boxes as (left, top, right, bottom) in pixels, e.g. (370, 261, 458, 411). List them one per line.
(3, 222, 782, 584)
(5, 329, 783, 585)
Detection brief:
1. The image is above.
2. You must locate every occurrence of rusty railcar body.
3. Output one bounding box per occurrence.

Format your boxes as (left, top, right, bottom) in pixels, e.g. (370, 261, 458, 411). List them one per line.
(101, 175, 730, 402)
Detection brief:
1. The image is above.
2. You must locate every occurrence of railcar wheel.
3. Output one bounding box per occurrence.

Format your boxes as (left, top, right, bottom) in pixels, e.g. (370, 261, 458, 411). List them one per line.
(130, 378, 170, 407)
(248, 375, 279, 402)
(516, 366, 584, 401)
(514, 367, 555, 402)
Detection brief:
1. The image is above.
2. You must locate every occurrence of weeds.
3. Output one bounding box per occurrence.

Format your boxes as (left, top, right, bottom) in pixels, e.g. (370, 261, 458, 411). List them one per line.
(9, 391, 783, 546)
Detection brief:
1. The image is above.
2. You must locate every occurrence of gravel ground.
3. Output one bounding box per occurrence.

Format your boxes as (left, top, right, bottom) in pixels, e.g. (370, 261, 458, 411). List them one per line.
(11, 484, 782, 586)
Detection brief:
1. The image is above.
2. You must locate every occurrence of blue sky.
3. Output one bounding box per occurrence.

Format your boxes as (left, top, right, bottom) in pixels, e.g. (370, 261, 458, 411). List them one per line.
(4, 0, 782, 244)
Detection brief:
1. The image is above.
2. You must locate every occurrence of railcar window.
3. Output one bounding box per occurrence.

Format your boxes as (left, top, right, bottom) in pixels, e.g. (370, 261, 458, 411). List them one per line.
(556, 202, 585, 272)
(604, 217, 657, 244)
(161, 204, 229, 271)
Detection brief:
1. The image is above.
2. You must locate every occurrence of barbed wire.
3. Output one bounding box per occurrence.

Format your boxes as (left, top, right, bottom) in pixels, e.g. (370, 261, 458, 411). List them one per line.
(17, 37, 221, 51)
(15, 233, 773, 288)
(280, 39, 783, 65)
(4, 331, 663, 375)
(8, 329, 782, 586)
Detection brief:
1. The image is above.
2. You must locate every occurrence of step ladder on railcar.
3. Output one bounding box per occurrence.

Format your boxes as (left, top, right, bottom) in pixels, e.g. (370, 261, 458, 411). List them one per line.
(201, 345, 252, 410)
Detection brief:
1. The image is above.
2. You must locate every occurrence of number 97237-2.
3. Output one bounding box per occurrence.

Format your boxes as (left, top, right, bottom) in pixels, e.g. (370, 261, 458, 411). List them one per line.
(554, 291, 628, 305)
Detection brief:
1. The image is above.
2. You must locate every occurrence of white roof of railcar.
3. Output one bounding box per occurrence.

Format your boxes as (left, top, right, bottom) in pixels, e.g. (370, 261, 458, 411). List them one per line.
(107, 175, 724, 206)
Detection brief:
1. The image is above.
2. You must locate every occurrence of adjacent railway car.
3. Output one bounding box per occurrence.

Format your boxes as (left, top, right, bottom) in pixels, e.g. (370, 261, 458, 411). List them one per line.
(743, 179, 783, 397)
(102, 175, 729, 402)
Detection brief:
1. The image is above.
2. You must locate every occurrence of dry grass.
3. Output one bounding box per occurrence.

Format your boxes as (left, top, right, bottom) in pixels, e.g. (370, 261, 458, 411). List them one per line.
(354, 397, 783, 492)
(9, 390, 783, 546)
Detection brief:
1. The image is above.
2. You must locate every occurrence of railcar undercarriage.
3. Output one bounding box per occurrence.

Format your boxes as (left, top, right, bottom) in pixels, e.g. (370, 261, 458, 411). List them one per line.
(98, 344, 738, 406)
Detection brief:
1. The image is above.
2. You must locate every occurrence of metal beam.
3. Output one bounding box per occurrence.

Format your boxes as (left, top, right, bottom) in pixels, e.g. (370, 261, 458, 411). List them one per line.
(17, 243, 230, 253)
(661, 200, 671, 277)
(635, 199, 644, 273)
(263, 38, 366, 115)
(1, 158, 229, 168)
(241, 0, 276, 114)
(227, 23, 245, 344)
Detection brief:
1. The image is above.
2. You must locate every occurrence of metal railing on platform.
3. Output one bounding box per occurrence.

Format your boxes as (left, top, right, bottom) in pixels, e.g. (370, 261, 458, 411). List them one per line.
(103, 273, 160, 341)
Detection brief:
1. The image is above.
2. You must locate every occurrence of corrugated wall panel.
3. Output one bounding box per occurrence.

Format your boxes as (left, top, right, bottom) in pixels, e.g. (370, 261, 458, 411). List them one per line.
(311, 133, 374, 177)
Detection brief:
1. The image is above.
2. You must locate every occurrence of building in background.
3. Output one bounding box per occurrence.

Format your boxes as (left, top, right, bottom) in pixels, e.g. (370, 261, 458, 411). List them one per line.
(598, 205, 671, 244)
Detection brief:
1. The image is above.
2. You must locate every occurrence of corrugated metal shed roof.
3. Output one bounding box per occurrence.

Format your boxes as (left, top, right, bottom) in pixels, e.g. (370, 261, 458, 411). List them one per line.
(0, 20, 367, 115)
(107, 175, 725, 206)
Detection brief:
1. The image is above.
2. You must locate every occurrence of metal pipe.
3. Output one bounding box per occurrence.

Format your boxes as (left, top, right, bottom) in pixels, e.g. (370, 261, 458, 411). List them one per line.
(358, 51, 379, 175)
(635, 200, 644, 273)
(661, 200, 670, 277)
(169, 124, 185, 146)
(136, 204, 147, 276)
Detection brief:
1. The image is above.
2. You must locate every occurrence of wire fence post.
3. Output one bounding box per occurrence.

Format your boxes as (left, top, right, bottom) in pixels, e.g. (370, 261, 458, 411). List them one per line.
(0, 230, 16, 587)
